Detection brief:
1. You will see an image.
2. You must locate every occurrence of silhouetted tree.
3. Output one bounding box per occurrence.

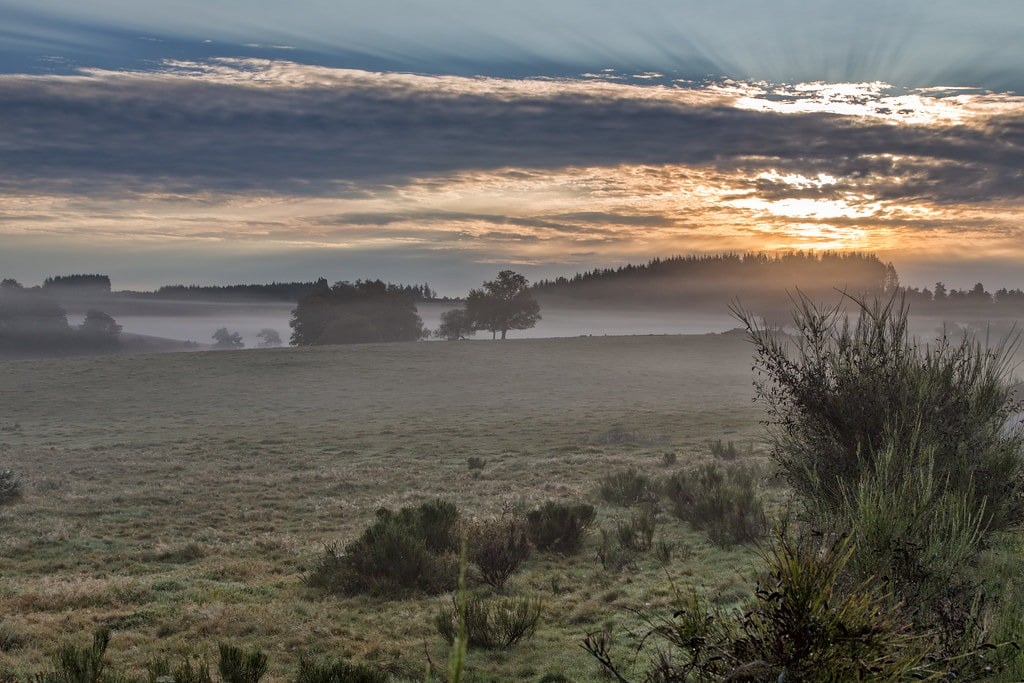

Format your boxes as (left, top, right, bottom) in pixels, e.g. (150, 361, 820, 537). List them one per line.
(78, 310, 122, 347)
(466, 270, 541, 340)
(212, 327, 244, 349)
(0, 287, 72, 351)
(43, 274, 112, 293)
(255, 328, 282, 347)
(435, 308, 475, 340)
(290, 280, 425, 345)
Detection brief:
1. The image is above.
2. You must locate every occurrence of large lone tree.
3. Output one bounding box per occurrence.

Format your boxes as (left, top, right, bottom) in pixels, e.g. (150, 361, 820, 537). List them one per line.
(466, 270, 541, 340)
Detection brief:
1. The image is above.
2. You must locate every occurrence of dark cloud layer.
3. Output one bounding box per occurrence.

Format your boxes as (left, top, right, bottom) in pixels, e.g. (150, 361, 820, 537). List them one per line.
(1, 62, 1021, 207)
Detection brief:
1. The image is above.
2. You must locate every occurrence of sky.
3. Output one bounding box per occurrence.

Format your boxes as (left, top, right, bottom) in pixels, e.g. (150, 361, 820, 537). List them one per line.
(1, 1, 1023, 294)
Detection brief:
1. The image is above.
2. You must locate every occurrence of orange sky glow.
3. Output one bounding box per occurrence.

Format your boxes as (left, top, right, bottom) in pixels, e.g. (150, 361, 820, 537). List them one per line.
(1, 61, 1022, 291)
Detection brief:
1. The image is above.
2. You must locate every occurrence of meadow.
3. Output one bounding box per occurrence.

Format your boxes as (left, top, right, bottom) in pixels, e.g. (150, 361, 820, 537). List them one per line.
(0, 333, 772, 681)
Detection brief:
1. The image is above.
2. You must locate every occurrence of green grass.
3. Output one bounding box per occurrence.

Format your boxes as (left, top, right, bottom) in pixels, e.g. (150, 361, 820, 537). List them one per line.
(0, 334, 770, 681)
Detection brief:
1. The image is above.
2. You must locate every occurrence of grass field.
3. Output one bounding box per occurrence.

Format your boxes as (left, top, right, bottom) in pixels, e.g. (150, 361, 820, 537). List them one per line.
(0, 333, 774, 681)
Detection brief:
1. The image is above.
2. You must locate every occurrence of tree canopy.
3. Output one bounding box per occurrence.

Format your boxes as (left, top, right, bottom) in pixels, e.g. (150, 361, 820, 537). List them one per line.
(465, 270, 541, 340)
(212, 327, 244, 349)
(79, 309, 122, 347)
(290, 279, 425, 345)
(435, 308, 475, 341)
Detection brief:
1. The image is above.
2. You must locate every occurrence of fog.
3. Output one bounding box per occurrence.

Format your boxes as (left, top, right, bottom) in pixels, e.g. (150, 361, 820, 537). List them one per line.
(67, 301, 739, 347)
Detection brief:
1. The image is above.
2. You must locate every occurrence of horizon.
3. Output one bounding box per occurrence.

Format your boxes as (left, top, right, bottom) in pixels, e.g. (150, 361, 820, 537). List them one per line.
(1, 2, 1022, 293)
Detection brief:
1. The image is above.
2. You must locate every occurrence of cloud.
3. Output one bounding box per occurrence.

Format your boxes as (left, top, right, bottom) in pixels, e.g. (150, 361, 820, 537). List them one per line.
(3, 59, 1024, 290)
(0, 59, 1021, 213)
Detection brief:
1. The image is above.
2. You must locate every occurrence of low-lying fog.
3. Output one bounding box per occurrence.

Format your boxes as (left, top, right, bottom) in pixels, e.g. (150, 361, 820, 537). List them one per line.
(71, 302, 741, 347)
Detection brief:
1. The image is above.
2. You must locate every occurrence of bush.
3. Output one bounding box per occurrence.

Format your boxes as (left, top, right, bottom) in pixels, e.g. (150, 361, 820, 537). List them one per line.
(305, 500, 459, 597)
(52, 628, 110, 683)
(662, 463, 767, 546)
(596, 528, 635, 571)
(737, 295, 1024, 534)
(709, 439, 739, 459)
(525, 502, 596, 554)
(584, 533, 933, 681)
(295, 656, 387, 683)
(0, 469, 21, 504)
(738, 295, 1024, 657)
(218, 644, 268, 683)
(597, 467, 654, 507)
(436, 593, 542, 649)
(466, 517, 531, 588)
(146, 656, 212, 683)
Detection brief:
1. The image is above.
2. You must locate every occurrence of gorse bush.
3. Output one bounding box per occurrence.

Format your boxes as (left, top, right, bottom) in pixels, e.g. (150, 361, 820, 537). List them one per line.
(436, 593, 542, 649)
(217, 643, 268, 683)
(598, 467, 654, 506)
(596, 528, 635, 571)
(145, 655, 212, 683)
(736, 294, 1024, 533)
(616, 504, 657, 553)
(525, 502, 596, 554)
(52, 628, 110, 683)
(595, 506, 657, 571)
(294, 656, 387, 683)
(734, 294, 1024, 670)
(0, 468, 21, 504)
(662, 463, 767, 546)
(585, 533, 933, 681)
(709, 439, 739, 459)
(466, 516, 531, 588)
(306, 500, 459, 597)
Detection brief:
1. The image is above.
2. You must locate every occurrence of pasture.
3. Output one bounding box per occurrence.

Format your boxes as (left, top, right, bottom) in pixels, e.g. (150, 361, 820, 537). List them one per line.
(0, 333, 772, 681)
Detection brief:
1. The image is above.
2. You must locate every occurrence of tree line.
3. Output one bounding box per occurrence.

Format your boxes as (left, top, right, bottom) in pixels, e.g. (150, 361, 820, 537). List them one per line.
(0, 279, 121, 354)
(533, 251, 892, 312)
(289, 271, 541, 345)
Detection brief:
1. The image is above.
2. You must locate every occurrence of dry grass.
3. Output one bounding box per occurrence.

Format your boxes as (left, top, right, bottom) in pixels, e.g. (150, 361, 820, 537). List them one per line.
(0, 334, 770, 681)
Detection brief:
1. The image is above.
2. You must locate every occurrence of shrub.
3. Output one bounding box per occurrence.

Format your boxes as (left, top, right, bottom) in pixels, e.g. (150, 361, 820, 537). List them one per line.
(596, 528, 635, 572)
(0, 469, 21, 504)
(597, 467, 653, 506)
(52, 628, 110, 683)
(436, 593, 542, 649)
(621, 504, 656, 552)
(662, 463, 767, 546)
(295, 656, 387, 683)
(415, 499, 460, 553)
(146, 656, 212, 683)
(218, 644, 268, 683)
(584, 533, 933, 681)
(597, 505, 657, 570)
(525, 502, 596, 554)
(709, 439, 739, 459)
(466, 517, 531, 588)
(736, 294, 1024, 534)
(305, 500, 459, 597)
(737, 294, 1024, 658)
